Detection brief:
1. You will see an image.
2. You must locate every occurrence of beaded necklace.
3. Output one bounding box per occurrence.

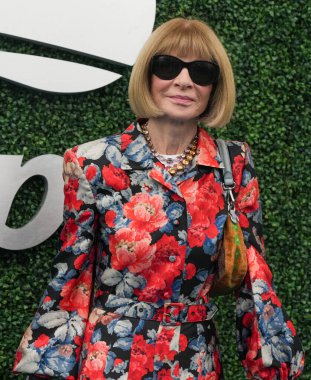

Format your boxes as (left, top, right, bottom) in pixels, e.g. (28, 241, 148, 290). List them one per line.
(141, 121, 199, 175)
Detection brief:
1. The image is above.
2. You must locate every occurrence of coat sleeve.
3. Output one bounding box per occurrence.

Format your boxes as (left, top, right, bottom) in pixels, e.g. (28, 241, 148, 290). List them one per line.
(13, 147, 98, 379)
(234, 142, 304, 380)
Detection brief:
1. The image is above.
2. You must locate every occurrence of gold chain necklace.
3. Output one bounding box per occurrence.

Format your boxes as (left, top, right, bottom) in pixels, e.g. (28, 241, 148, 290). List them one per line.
(141, 121, 199, 175)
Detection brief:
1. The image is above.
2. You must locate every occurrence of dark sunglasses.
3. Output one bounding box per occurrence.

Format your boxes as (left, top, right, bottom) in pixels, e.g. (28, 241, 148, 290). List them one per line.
(150, 54, 219, 86)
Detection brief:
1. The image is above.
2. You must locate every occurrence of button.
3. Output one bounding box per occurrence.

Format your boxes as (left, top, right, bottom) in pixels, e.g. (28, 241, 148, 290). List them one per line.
(173, 220, 179, 225)
(138, 307, 144, 313)
(169, 255, 176, 262)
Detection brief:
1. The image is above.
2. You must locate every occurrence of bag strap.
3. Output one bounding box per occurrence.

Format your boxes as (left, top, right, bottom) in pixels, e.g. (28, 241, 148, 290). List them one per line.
(216, 138, 238, 223)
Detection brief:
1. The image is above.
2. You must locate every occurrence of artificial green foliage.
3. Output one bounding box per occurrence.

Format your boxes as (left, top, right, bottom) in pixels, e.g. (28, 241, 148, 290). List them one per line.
(0, 0, 310, 378)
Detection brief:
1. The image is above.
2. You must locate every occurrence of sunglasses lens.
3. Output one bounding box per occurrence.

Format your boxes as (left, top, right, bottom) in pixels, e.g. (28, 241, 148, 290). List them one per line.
(189, 61, 219, 86)
(151, 56, 181, 80)
(151, 55, 219, 86)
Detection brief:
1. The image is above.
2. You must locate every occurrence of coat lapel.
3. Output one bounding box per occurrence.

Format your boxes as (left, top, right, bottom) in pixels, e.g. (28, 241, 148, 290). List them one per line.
(120, 121, 224, 194)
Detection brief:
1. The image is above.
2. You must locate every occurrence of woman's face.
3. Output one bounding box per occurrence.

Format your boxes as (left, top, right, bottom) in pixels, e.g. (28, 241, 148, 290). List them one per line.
(150, 54, 214, 122)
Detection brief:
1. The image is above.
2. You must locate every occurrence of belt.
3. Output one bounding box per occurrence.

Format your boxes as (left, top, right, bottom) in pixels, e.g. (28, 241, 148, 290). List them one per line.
(94, 293, 218, 325)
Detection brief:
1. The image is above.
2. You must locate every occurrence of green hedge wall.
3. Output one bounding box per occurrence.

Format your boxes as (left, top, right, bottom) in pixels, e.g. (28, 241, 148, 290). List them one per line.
(0, 1, 310, 378)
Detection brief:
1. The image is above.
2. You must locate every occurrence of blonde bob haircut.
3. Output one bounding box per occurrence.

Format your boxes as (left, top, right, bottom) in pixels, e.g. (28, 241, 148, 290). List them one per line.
(128, 18, 236, 128)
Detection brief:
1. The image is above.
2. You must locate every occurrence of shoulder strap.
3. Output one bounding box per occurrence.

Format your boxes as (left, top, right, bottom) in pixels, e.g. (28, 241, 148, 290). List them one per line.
(215, 138, 235, 189)
(216, 138, 238, 223)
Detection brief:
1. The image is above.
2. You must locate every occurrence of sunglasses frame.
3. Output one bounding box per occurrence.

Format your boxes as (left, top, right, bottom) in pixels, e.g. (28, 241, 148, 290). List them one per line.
(150, 54, 220, 86)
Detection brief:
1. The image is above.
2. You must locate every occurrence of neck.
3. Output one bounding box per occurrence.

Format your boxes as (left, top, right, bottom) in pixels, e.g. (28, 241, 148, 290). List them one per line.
(146, 116, 198, 155)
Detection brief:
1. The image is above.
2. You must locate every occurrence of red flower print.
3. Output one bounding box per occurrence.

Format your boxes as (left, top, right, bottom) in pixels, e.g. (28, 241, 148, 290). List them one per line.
(109, 228, 155, 273)
(196, 174, 224, 208)
(64, 178, 83, 212)
(154, 234, 185, 269)
(135, 271, 167, 303)
(123, 193, 168, 233)
(105, 210, 116, 228)
(74, 335, 82, 362)
(180, 177, 199, 204)
(149, 168, 173, 190)
(114, 358, 123, 366)
(253, 367, 278, 380)
(242, 312, 253, 329)
(196, 129, 219, 167)
(235, 177, 259, 214)
(155, 161, 165, 169)
(185, 173, 223, 247)
(171, 192, 184, 202)
(232, 154, 245, 194)
(121, 133, 133, 150)
(187, 305, 207, 322)
(188, 224, 208, 248)
(74, 253, 88, 270)
(78, 210, 93, 225)
(85, 164, 98, 182)
(59, 268, 93, 319)
(82, 341, 109, 380)
(13, 351, 22, 371)
(102, 163, 130, 191)
(173, 362, 180, 377)
(135, 235, 185, 302)
(64, 148, 83, 178)
(188, 222, 219, 248)
(179, 334, 188, 351)
(262, 292, 282, 307)
(185, 263, 196, 280)
(154, 327, 177, 361)
(128, 334, 155, 379)
(247, 246, 273, 285)
(279, 363, 290, 380)
(287, 320, 296, 336)
(238, 212, 250, 228)
(158, 368, 172, 379)
(125, 122, 135, 133)
(244, 315, 267, 377)
(34, 334, 50, 348)
(60, 218, 79, 250)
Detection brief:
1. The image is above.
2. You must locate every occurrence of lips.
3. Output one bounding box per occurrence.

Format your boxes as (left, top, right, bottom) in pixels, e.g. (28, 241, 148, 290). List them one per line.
(169, 95, 194, 104)
(171, 95, 193, 100)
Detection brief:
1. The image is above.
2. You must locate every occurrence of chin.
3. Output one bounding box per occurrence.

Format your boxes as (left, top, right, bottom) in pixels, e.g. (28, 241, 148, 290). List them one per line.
(164, 113, 200, 124)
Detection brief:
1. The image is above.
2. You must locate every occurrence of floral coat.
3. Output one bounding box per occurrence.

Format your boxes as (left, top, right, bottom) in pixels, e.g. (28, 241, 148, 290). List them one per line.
(13, 121, 304, 380)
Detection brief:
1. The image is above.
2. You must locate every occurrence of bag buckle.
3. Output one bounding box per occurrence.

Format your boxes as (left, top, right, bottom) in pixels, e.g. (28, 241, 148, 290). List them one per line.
(162, 302, 184, 323)
(222, 183, 238, 224)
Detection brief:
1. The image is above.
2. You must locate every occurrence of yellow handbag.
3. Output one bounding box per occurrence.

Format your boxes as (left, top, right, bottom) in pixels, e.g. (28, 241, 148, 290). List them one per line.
(210, 139, 248, 296)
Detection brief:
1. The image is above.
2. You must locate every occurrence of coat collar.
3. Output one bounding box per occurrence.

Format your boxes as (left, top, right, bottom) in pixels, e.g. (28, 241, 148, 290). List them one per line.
(120, 120, 224, 171)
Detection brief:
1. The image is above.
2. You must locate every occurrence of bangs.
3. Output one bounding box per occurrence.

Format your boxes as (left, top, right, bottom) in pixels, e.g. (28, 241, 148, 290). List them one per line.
(128, 17, 235, 128)
(155, 26, 215, 61)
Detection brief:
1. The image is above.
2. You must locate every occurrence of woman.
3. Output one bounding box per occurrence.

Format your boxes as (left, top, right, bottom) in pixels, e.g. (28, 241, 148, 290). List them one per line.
(13, 18, 304, 380)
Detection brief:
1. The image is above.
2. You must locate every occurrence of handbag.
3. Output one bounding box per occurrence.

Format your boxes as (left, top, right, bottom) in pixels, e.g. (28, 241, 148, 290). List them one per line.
(210, 139, 248, 296)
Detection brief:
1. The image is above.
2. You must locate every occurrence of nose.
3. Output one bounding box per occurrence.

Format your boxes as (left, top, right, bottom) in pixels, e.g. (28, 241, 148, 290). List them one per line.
(173, 67, 193, 88)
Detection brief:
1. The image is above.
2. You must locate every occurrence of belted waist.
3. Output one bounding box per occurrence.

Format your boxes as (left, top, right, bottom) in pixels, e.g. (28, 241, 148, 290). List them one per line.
(94, 293, 218, 324)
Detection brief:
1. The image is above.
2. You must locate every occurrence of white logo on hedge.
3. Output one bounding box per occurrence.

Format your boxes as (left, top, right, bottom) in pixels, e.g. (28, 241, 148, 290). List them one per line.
(0, 0, 156, 250)
(0, 0, 156, 93)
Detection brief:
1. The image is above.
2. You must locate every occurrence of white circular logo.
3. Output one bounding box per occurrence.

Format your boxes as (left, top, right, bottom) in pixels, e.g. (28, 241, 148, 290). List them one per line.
(0, 0, 156, 93)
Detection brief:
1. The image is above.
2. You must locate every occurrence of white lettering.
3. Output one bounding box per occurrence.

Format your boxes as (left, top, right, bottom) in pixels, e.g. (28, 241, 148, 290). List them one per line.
(0, 155, 63, 250)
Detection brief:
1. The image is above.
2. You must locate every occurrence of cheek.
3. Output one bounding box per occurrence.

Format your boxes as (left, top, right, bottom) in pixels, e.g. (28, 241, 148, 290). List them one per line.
(150, 75, 170, 101)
